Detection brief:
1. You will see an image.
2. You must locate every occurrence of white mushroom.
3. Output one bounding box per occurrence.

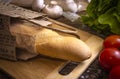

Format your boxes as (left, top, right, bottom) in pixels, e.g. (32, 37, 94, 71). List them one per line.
(74, 0, 88, 12)
(43, 1, 63, 19)
(88, 0, 91, 3)
(32, 0, 45, 11)
(44, 0, 78, 13)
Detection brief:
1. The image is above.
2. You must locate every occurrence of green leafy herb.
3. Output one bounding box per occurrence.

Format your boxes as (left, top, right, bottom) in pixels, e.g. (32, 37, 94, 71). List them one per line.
(81, 0, 120, 35)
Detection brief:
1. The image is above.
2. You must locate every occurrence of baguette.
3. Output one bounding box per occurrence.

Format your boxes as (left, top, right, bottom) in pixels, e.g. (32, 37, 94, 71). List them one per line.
(10, 20, 91, 62)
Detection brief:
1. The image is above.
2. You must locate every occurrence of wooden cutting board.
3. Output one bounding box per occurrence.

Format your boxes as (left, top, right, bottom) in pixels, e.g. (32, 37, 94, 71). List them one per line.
(0, 18, 103, 79)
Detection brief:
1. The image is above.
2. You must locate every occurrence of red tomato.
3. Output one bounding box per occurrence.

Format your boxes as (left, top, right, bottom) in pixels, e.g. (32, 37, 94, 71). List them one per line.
(108, 65, 120, 79)
(99, 48, 120, 71)
(103, 35, 120, 49)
